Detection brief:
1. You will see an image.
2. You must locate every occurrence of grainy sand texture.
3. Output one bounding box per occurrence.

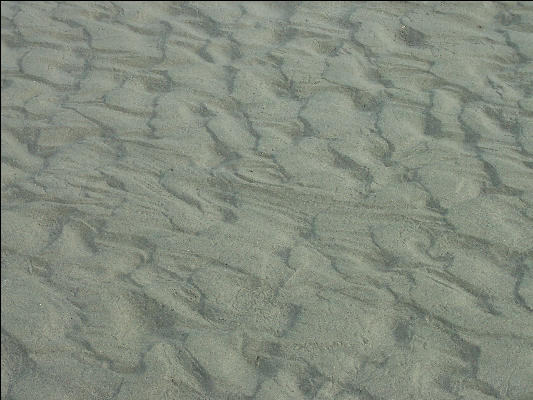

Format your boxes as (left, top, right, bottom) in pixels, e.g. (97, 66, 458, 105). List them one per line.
(2, 1, 533, 399)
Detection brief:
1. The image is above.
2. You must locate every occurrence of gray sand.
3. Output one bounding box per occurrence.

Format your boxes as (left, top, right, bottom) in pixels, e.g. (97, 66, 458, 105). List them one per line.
(1, 2, 533, 399)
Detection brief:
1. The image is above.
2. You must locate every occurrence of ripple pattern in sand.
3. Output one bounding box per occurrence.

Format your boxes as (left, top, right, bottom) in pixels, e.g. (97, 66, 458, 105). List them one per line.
(2, 2, 533, 399)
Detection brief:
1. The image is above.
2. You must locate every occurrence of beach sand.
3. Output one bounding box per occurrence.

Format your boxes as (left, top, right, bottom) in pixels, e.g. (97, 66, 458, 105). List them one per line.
(1, 1, 533, 399)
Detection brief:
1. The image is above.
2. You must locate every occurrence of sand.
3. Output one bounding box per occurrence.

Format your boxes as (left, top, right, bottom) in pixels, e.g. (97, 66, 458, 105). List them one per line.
(1, 1, 533, 399)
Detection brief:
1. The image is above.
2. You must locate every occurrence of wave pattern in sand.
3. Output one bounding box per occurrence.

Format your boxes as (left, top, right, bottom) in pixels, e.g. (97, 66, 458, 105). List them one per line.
(2, 2, 533, 399)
